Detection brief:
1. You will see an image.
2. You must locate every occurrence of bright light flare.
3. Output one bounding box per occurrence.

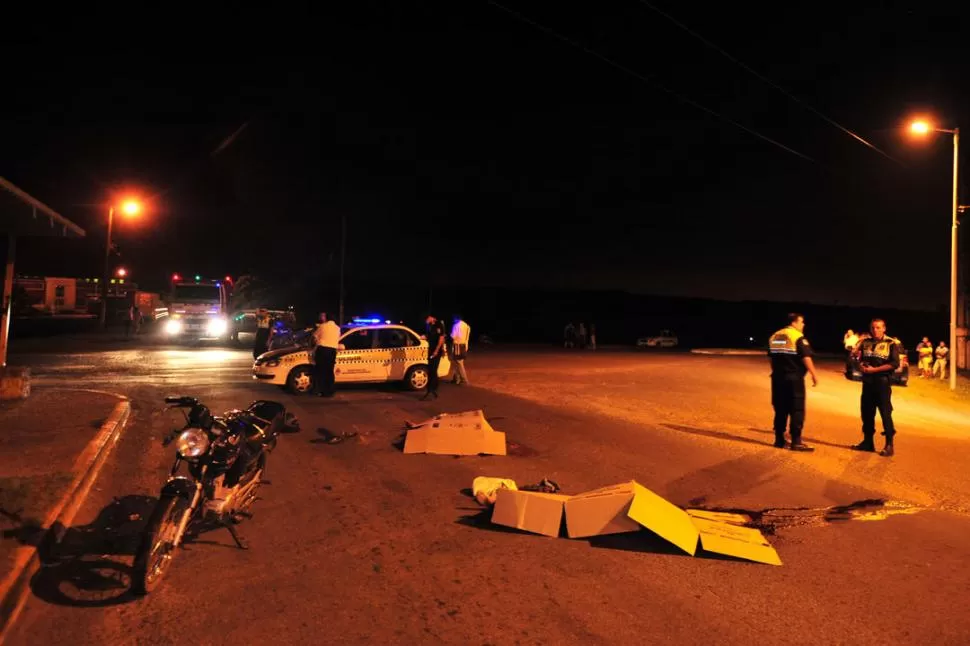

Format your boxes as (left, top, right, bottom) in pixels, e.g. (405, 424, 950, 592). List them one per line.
(116, 267, 127, 277)
(121, 200, 142, 217)
(909, 120, 932, 136)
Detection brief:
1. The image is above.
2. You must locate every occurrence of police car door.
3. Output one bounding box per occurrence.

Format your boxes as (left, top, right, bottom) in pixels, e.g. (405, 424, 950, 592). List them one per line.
(336, 328, 384, 382)
(377, 328, 417, 381)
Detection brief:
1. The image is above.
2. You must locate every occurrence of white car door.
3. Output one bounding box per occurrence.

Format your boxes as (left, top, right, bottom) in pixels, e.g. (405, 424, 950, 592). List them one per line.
(376, 327, 418, 381)
(336, 328, 386, 382)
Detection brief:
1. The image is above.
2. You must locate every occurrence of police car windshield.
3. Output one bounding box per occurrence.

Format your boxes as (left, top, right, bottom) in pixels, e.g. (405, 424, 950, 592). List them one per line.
(172, 284, 220, 301)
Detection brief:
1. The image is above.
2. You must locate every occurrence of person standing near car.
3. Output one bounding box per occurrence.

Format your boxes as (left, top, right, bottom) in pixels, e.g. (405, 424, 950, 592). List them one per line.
(916, 337, 933, 378)
(853, 318, 899, 456)
(311, 312, 340, 397)
(450, 314, 471, 386)
(253, 308, 272, 359)
(423, 314, 446, 400)
(933, 340, 949, 380)
(768, 313, 819, 452)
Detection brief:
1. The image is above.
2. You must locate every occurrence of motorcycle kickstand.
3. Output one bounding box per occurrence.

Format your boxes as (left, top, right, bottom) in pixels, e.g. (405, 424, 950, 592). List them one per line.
(222, 520, 249, 550)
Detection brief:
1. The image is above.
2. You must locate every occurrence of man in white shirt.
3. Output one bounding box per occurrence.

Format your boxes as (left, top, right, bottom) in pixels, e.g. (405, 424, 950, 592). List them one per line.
(311, 312, 340, 397)
(450, 314, 471, 386)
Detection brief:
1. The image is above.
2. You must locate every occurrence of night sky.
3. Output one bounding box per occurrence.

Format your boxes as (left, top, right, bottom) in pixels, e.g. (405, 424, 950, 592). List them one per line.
(2, 1, 968, 311)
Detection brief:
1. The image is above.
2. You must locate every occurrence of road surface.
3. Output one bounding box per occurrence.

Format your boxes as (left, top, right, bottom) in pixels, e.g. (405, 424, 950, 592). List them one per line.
(5, 344, 970, 645)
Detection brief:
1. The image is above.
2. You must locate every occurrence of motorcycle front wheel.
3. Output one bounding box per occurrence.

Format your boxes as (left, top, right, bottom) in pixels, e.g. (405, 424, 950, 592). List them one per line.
(131, 494, 191, 595)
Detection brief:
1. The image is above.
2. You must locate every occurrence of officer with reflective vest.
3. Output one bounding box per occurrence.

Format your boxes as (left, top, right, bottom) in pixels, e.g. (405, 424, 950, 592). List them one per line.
(768, 313, 819, 452)
(853, 318, 900, 456)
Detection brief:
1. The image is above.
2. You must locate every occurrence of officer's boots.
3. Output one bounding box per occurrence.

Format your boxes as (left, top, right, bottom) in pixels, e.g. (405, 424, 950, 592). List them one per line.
(880, 436, 895, 457)
(852, 435, 876, 452)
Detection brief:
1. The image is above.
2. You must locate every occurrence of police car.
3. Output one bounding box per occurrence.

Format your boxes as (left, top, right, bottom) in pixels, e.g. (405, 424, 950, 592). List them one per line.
(252, 322, 451, 393)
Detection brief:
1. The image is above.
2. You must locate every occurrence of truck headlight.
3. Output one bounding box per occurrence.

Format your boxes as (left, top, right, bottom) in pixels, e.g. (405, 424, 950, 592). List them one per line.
(207, 318, 228, 336)
(175, 427, 210, 458)
(165, 319, 182, 335)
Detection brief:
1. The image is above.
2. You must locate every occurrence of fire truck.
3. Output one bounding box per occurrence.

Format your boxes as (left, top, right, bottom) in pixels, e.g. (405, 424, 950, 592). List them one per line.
(161, 274, 233, 342)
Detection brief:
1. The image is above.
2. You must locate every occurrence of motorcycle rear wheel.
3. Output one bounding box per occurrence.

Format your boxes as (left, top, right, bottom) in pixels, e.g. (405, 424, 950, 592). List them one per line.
(131, 494, 190, 595)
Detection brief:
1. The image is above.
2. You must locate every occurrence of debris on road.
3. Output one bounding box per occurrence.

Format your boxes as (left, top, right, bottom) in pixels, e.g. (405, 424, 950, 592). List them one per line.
(403, 410, 506, 456)
(472, 476, 517, 505)
(520, 478, 560, 494)
(484, 479, 782, 565)
(491, 489, 570, 538)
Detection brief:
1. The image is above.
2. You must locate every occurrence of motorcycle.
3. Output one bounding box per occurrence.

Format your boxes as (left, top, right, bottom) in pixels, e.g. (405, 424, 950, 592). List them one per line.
(132, 395, 297, 595)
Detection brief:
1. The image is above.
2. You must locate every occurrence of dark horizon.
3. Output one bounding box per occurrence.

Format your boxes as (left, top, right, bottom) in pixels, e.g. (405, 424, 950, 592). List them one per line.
(3, 2, 969, 311)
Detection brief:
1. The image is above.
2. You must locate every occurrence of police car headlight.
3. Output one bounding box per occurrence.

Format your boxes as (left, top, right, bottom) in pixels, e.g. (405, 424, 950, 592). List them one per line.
(165, 319, 182, 335)
(207, 317, 228, 336)
(263, 358, 280, 367)
(175, 427, 210, 458)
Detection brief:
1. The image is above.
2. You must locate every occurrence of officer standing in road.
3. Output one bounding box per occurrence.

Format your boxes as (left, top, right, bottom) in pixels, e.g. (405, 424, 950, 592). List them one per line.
(768, 313, 819, 452)
(311, 312, 340, 397)
(423, 314, 446, 400)
(253, 308, 272, 360)
(853, 318, 900, 456)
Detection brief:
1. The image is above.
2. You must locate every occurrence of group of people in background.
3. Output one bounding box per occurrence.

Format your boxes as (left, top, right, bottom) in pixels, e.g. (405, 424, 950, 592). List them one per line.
(844, 328, 949, 380)
(915, 336, 949, 379)
(563, 321, 596, 350)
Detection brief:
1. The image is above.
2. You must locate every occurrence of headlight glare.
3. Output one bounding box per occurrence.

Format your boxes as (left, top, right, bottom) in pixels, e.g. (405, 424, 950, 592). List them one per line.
(175, 427, 210, 458)
(207, 318, 228, 336)
(165, 319, 182, 335)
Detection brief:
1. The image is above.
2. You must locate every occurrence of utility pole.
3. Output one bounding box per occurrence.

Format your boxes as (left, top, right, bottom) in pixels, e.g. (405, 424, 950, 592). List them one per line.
(338, 212, 346, 325)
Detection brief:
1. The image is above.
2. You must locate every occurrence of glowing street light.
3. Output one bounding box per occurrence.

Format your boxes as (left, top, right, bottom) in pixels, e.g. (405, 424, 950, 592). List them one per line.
(910, 120, 931, 136)
(116, 267, 127, 278)
(906, 117, 960, 389)
(100, 196, 145, 328)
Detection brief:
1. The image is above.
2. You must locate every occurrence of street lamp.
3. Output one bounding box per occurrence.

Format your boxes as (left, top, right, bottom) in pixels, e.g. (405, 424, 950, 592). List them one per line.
(908, 118, 960, 390)
(100, 198, 142, 328)
(115, 267, 127, 278)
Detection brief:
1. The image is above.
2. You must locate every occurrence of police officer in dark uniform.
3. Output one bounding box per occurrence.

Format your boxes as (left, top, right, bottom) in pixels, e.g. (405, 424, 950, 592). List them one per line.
(852, 318, 900, 457)
(768, 313, 819, 452)
(423, 314, 446, 401)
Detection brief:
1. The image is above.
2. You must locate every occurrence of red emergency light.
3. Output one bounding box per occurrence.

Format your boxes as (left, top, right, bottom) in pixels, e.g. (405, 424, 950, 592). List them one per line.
(172, 273, 182, 282)
(224, 275, 233, 283)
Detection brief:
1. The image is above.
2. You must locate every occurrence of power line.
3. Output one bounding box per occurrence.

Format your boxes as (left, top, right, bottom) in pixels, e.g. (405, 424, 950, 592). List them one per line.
(635, 0, 903, 166)
(486, 1, 815, 163)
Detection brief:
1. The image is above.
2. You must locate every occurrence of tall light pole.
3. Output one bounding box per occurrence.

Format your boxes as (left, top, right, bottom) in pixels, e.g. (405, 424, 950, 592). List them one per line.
(909, 120, 960, 390)
(100, 199, 141, 328)
(338, 212, 346, 325)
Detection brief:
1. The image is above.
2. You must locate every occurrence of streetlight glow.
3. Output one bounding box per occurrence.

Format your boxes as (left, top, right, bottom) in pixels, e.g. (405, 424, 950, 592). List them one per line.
(121, 200, 142, 217)
(116, 267, 127, 277)
(910, 120, 931, 136)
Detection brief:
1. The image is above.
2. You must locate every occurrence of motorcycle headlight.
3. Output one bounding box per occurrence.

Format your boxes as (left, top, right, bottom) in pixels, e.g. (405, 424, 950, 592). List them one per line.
(175, 427, 210, 458)
(165, 319, 182, 335)
(207, 317, 228, 336)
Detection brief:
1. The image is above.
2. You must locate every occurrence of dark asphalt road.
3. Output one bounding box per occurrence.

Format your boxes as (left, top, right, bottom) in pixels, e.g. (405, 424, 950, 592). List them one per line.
(5, 344, 970, 645)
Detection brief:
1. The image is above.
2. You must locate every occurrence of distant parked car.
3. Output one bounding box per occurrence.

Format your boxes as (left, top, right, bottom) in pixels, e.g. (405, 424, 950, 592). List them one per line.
(637, 329, 678, 349)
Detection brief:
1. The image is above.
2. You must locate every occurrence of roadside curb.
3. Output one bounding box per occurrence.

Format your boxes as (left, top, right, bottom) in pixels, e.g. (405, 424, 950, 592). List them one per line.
(0, 396, 131, 644)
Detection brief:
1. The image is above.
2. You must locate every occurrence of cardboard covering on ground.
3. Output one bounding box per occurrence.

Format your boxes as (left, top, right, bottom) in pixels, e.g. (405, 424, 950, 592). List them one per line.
(687, 516, 782, 566)
(403, 409, 507, 455)
(684, 509, 750, 525)
(491, 489, 570, 537)
(564, 481, 700, 556)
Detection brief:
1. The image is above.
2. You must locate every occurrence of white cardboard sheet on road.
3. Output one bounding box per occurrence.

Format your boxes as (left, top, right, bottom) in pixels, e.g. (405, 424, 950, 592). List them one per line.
(491, 489, 569, 537)
(403, 410, 507, 456)
(564, 481, 700, 556)
(492, 480, 782, 565)
(686, 509, 782, 566)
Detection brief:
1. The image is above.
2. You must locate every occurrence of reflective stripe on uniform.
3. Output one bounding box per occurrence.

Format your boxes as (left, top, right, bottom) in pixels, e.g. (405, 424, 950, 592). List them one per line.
(768, 326, 803, 355)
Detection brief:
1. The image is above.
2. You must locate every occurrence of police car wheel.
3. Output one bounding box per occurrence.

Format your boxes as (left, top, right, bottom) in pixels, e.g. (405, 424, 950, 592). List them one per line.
(287, 367, 314, 394)
(405, 366, 429, 391)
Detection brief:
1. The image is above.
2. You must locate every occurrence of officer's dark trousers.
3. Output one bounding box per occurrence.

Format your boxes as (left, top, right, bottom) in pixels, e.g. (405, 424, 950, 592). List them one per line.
(771, 376, 805, 444)
(861, 377, 895, 444)
(314, 346, 337, 396)
(427, 354, 441, 394)
(253, 328, 270, 360)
